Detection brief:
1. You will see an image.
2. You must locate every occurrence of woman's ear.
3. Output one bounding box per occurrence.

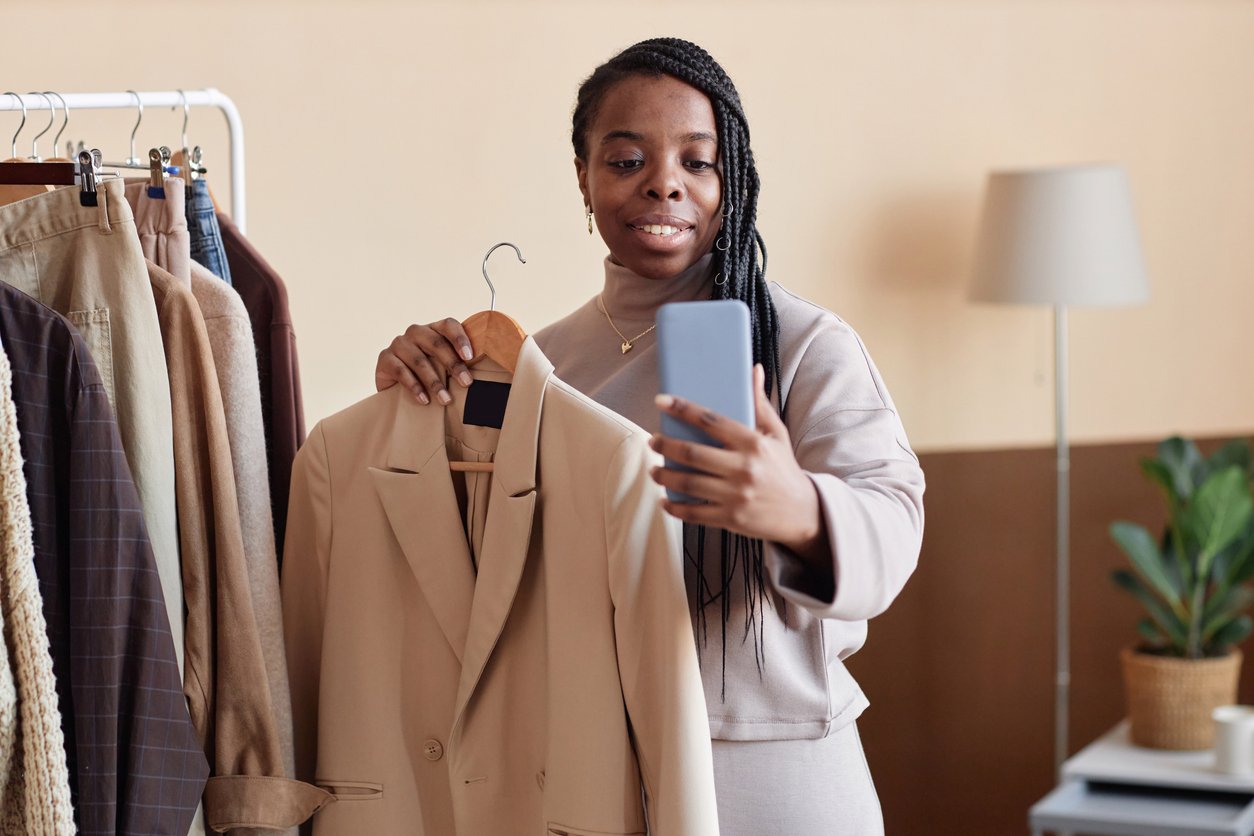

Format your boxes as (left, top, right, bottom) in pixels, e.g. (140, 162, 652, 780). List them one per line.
(574, 156, 590, 209)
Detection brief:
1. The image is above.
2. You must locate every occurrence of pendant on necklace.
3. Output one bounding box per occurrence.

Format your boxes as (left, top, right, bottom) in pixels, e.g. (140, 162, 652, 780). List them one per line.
(621, 341, 632, 354)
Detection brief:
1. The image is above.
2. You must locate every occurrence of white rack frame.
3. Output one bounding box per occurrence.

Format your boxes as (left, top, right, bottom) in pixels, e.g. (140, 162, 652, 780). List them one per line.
(1, 89, 247, 232)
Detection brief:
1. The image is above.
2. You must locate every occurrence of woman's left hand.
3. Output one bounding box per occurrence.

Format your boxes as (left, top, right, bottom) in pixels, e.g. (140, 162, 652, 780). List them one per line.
(649, 364, 827, 558)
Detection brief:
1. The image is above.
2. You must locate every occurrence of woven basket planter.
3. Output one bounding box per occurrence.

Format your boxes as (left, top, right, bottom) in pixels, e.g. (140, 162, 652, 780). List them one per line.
(1121, 646, 1243, 750)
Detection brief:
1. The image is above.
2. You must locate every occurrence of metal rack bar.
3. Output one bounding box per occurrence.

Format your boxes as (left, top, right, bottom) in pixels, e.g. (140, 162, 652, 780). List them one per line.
(0, 88, 247, 232)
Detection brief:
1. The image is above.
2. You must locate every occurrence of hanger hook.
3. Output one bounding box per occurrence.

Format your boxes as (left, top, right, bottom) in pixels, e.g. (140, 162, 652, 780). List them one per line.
(5, 92, 26, 159)
(176, 89, 189, 152)
(45, 92, 68, 153)
(27, 92, 53, 160)
(126, 89, 143, 165)
(481, 242, 526, 313)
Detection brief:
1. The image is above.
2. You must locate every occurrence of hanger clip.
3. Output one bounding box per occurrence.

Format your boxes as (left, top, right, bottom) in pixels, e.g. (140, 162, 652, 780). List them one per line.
(147, 146, 171, 199)
(77, 148, 100, 207)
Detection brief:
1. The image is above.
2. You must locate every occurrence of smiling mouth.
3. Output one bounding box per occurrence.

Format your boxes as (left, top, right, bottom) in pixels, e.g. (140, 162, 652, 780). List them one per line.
(629, 223, 691, 237)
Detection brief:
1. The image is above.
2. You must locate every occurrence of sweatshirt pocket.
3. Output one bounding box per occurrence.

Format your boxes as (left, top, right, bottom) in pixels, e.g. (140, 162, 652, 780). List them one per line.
(316, 779, 383, 802)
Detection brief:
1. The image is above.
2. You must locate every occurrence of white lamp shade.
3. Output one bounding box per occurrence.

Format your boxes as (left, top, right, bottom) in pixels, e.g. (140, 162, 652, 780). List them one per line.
(970, 164, 1150, 307)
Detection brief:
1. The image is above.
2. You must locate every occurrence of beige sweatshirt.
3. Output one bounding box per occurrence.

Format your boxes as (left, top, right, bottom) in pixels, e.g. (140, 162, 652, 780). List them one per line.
(535, 254, 926, 743)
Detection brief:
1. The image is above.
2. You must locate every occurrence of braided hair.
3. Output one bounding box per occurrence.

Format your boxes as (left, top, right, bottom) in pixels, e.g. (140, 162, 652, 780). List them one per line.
(572, 38, 785, 691)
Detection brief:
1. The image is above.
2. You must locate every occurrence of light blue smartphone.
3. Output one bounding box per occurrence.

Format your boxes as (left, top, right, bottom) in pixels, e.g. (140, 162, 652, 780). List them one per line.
(656, 299, 754, 504)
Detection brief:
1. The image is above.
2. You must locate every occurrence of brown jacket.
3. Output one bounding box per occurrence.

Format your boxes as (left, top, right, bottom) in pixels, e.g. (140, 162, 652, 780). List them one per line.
(146, 262, 330, 831)
(282, 338, 719, 835)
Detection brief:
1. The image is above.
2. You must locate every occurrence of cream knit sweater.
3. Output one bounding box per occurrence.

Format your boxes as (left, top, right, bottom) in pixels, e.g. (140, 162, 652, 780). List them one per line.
(0, 340, 75, 834)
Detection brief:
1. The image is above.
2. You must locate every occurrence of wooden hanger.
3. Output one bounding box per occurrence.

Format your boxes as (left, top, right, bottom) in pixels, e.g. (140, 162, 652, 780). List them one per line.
(449, 243, 528, 474)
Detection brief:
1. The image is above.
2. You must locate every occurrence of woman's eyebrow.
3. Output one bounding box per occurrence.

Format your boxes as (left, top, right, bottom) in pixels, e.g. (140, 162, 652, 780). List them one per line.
(600, 129, 717, 145)
(601, 130, 645, 145)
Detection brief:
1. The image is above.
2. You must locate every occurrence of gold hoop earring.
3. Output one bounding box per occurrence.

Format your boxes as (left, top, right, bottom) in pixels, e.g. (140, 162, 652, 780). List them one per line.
(586, 207, 594, 235)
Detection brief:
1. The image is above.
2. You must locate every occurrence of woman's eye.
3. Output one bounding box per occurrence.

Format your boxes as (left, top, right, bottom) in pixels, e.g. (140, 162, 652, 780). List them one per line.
(686, 160, 715, 171)
(609, 159, 643, 170)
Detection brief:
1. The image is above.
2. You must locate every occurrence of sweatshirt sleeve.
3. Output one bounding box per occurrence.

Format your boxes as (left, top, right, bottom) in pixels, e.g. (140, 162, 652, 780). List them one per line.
(764, 303, 925, 621)
(605, 435, 720, 836)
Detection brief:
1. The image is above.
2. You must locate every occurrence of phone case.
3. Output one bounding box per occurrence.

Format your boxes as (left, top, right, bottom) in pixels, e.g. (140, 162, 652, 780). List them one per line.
(656, 299, 754, 504)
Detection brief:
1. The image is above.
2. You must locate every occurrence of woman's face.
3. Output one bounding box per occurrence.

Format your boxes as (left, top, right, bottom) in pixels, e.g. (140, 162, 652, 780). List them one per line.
(576, 74, 723, 281)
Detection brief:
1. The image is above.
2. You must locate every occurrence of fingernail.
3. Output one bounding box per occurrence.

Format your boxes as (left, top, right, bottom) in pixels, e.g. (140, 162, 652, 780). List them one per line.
(417, 390, 430, 405)
(460, 345, 474, 361)
(458, 371, 474, 387)
(655, 394, 674, 409)
(437, 389, 453, 405)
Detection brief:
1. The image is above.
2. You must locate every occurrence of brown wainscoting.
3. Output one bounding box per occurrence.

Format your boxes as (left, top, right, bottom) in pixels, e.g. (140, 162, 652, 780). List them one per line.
(845, 436, 1254, 835)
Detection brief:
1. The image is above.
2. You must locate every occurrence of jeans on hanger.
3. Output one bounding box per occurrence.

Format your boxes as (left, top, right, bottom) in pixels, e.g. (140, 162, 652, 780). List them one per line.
(187, 178, 233, 284)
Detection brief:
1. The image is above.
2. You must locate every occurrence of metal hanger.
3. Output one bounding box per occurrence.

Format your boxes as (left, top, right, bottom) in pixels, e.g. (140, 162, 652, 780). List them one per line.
(450, 242, 529, 474)
(171, 90, 206, 182)
(100, 90, 173, 198)
(4, 91, 26, 160)
(26, 92, 54, 161)
(45, 92, 69, 158)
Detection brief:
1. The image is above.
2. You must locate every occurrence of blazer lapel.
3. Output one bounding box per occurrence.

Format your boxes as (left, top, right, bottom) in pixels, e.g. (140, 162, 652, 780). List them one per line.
(452, 338, 552, 730)
(369, 390, 476, 663)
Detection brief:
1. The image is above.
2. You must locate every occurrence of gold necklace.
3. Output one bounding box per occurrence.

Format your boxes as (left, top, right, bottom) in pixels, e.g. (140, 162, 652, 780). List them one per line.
(598, 295, 657, 354)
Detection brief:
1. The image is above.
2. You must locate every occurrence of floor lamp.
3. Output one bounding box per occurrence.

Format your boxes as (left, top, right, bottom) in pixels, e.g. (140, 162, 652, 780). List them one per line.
(969, 164, 1150, 777)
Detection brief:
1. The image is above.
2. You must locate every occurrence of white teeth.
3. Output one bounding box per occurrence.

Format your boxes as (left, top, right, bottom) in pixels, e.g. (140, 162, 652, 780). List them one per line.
(640, 224, 681, 236)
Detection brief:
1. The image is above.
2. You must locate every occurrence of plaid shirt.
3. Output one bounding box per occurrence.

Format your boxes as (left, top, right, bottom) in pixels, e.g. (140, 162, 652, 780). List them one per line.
(0, 282, 208, 835)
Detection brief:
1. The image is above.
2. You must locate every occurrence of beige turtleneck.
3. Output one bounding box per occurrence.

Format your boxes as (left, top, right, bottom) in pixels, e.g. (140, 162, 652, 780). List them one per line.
(534, 253, 923, 835)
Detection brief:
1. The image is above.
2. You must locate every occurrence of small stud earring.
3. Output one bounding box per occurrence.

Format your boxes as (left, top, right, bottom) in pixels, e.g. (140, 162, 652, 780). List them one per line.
(586, 207, 594, 235)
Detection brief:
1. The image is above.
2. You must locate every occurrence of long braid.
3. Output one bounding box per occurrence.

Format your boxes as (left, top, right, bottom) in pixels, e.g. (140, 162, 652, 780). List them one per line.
(573, 38, 785, 691)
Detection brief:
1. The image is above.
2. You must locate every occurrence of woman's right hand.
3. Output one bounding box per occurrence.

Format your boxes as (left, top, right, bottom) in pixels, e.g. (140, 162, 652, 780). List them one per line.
(374, 318, 476, 405)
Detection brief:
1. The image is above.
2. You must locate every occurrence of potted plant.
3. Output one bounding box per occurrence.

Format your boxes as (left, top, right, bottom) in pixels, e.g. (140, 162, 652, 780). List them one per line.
(1110, 436, 1254, 749)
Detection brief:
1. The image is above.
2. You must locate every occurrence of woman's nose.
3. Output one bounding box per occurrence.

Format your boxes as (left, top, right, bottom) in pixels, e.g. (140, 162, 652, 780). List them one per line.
(643, 162, 683, 201)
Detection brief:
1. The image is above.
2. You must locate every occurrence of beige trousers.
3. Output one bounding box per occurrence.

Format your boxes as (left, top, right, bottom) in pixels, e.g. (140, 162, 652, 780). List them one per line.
(712, 722, 885, 835)
(0, 180, 184, 665)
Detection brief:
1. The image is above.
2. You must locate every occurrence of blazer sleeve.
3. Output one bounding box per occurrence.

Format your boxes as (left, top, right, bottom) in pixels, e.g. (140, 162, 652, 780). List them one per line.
(604, 435, 720, 836)
(281, 423, 335, 819)
(764, 315, 926, 622)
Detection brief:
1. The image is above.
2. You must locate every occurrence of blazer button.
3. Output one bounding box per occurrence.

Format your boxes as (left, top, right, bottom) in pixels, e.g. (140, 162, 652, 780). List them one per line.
(423, 738, 444, 762)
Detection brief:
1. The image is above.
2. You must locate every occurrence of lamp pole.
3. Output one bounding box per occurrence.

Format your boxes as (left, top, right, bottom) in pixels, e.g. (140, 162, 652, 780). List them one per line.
(1054, 303, 1070, 778)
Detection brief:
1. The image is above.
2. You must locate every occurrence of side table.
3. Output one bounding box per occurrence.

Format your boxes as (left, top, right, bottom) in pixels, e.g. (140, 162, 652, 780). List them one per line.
(1029, 721, 1254, 836)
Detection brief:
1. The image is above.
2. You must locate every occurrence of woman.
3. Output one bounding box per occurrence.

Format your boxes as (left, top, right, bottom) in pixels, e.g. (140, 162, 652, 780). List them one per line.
(374, 37, 923, 835)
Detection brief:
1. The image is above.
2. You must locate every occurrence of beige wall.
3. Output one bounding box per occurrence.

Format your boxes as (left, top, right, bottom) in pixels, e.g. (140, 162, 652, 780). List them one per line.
(6, 0, 1254, 453)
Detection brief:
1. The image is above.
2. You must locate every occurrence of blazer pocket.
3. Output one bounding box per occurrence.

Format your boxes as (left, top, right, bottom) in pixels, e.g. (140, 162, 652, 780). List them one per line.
(547, 824, 645, 836)
(316, 779, 384, 802)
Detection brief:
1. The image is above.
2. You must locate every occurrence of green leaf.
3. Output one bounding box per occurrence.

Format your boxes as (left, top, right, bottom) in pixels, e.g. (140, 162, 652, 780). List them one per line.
(1136, 618, 1166, 646)
(1162, 527, 1193, 592)
(1227, 532, 1254, 588)
(1208, 615, 1254, 655)
(1188, 466, 1254, 579)
(1203, 586, 1254, 638)
(1141, 459, 1183, 511)
(1112, 569, 1189, 648)
(1209, 439, 1253, 479)
(1110, 521, 1184, 610)
(1157, 436, 1204, 501)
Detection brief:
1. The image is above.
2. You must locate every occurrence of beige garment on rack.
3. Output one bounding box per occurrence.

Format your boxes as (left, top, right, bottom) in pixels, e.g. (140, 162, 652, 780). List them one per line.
(147, 259, 330, 831)
(125, 180, 297, 793)
(126, 181, 305, 832)
(0, 179, 183, 669)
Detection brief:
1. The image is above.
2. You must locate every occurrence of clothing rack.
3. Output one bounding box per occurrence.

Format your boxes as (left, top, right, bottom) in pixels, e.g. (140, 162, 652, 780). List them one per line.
(0, 89, 247, 232)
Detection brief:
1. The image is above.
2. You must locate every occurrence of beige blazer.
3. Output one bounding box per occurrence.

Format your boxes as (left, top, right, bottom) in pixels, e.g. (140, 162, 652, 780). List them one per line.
(283, 338, 719, 836)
